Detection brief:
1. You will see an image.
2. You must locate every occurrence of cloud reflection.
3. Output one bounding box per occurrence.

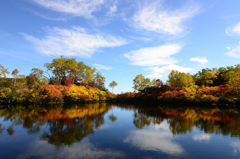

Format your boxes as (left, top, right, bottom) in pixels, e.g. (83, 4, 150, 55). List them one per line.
(230, 142, 240, 156)
(17, 138, 125, 159)
(123, 130, 184, 155)
(192, 134, 211, 142)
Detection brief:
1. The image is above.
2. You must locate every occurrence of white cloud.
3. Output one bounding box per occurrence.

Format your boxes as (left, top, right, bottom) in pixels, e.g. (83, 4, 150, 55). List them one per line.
(22, 27, 126, 58)
(192, 133, 211, 142)
(154, 121, 169, 131)
(94, 64, 113, 70)
(146, 64, 193, 78)
(17, 138, 125, 159)
(124, 44, 182, 66)
(226, 22, 240, 36)
(31, 0, 104, 18)
(33, 11, 67, 21)
(132, 1, 199, 35)
(107, 2, 117, 16)
(124, 130, 185, 155)
(230, 142, 240, 156)
(225, 42, 240, 58)
(190, 57, 208, 66)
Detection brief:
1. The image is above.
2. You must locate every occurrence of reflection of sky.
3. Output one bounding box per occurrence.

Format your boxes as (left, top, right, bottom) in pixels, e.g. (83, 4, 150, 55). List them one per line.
(17, 138, 125, 159)
(1, 106, 240, 159)
(230, 142, 240, 156)
(123, 121, 186, 156)
(154, 122, 169, 131)
(192, 134, 211, 142)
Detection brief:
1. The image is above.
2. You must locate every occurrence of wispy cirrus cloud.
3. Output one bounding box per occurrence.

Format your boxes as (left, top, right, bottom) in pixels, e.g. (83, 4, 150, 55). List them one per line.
(145, 64, 193, 78)
(33, 11, 67, 21)
(132, 0, 199, 36)
(31, 0, 104, 18)
(22, 26, 126, 58)
(124, 44, 182, 66)
(190, 57, 208, 66)
(93, 64, 113, 70)
(107, 1, 118, 16)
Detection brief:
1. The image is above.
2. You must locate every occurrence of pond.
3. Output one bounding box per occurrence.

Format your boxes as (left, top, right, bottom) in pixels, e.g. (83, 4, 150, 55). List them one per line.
(0, 103, 240, 159)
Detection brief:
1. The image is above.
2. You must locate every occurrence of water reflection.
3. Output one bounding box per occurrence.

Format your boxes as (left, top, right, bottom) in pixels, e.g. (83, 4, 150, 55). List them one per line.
(0, 103, 240, 158)
(0, 103, 111, 147)
(124, 128, 185, 156)
(117, 104, 240, 138)
(17, 139, 125, 159)
(1, 104, 240, 140)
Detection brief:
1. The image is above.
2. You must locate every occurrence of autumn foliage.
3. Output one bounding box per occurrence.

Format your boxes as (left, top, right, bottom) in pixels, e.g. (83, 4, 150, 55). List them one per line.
(0, 84, 110, 103)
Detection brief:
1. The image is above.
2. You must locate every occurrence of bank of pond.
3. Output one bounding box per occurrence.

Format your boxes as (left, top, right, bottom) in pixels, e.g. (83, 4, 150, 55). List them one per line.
(0, 84, 239, 106)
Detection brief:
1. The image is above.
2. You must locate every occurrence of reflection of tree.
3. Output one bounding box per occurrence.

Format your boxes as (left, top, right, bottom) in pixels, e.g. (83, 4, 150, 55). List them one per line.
(133, 112, 151, 129)
(0, 123, 5, 134)
(117, 104, 240, 138)
(7, 125, 14, 136)
(168, 118, 194, 135)
(41, 115, 105, 147)
(109, 115, 117, 122)
(109, 108, 117, 122)
(0, 103, 110, 147)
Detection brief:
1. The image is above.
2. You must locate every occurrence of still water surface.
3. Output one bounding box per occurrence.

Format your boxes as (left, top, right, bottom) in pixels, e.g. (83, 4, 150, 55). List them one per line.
(0, 103, 240, 159)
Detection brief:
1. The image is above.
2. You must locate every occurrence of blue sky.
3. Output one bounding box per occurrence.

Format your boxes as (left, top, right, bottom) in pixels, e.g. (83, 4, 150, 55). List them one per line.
(1, 0, 240, 93)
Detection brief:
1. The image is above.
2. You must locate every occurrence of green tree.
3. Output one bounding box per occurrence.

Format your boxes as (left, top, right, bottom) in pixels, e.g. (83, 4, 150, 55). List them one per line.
(94, 71, 106, 83)
(168, 70, 194, 88)
(133, 74, 151, 91)
(151, 78, 158, 87)
(0, 64, 10, 78)
(44, 56, 105, 85)
(44, 56, 79, 84)
(109, 81, 118, 93)
(193, 68, 219, 86)
(30, 68, 49, 84)
(226, 64, 240, 99)
(12, 69, 19, 86)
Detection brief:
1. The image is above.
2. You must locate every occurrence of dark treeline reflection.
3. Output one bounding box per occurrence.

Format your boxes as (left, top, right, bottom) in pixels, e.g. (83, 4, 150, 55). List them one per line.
(0, 103, 111, 147)
(1, 103, 240, 147)
(117, 104, 240, 138)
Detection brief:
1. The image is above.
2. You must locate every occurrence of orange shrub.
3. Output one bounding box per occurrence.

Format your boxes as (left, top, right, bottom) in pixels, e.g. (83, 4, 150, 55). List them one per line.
(38, 85, 63, 102)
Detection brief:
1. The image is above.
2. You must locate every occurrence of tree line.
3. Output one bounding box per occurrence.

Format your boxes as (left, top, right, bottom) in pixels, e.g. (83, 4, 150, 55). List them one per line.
(0, 56, 118, 92)
(133, 64, 240, 93)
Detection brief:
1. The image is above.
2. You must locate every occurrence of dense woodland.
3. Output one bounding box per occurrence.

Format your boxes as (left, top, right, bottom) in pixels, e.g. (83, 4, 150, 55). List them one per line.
(0, 56, 240, 105)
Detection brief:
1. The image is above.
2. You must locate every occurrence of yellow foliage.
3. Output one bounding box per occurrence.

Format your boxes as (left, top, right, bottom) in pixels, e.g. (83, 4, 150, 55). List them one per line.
(184, 85, 198, 101)
(0, 88, 12, 98)
(66, 85, 107, 101)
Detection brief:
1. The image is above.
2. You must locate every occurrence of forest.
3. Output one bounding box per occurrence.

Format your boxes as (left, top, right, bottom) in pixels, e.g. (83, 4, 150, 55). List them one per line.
(0, 56, 240, 105)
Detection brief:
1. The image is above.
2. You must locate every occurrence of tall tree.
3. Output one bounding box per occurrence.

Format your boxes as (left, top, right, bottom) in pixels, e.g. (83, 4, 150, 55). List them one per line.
(168, 70, 194, 88)
(109, 81, 118, 93)
(44, 56, 79, 84)
(11, 69, 19, 86)
(226, 64, 240, 99)
(30, 68, 49, 84)
(0, 64, 10, 78)
(133, 74, 151, 91)
(44, 55, 68, 83)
